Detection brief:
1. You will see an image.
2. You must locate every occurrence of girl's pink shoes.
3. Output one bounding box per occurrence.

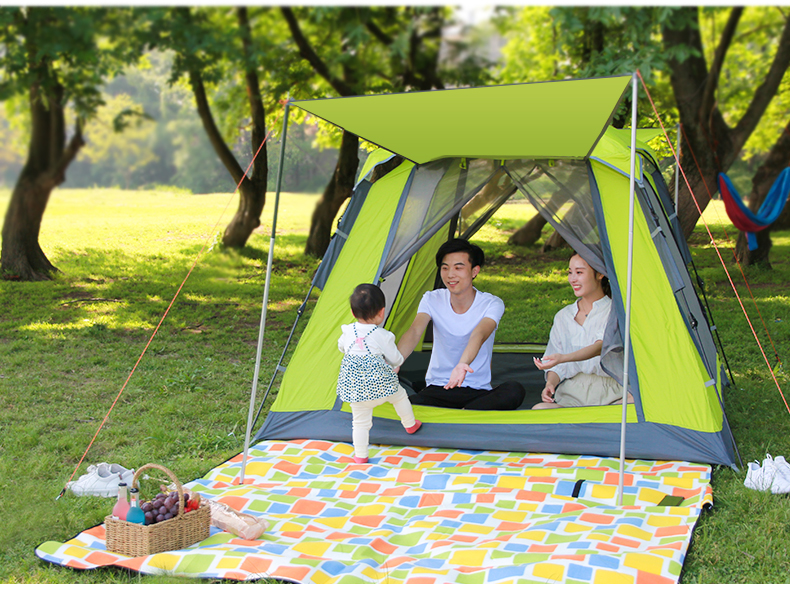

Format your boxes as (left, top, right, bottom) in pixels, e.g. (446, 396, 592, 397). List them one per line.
(354, 421, 422, 464)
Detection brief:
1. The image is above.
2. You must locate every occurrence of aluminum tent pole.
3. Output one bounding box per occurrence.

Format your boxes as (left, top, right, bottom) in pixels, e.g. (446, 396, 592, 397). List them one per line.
(240, 100, 291, 484)
(618, 73, 638, 506)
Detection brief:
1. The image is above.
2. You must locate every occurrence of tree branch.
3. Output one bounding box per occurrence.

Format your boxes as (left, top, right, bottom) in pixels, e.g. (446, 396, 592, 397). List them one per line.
(43, 118, 84, 191)
(732, 14, 790, 147)
(280, 7, 356, 96)
(402, 9, 445, 91)
(188, 68, 247, 186)
(364, 18, 393, 46)
(662, 8, 710, 126)
(700, 7, 743, 120)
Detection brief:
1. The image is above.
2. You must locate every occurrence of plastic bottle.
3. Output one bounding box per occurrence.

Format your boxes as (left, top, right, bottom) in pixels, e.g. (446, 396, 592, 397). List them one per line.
(126, 487, 146, 525)
(112, 482, 130, 521)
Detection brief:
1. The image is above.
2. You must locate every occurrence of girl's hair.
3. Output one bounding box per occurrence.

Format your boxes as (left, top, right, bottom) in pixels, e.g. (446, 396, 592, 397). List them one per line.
(570, 252, 611, 298)
(349, 283, 386, 321)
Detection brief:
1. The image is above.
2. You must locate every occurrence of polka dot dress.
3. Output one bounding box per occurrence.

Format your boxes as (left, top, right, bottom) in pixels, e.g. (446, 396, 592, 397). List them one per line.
(337, 326, 400, 403)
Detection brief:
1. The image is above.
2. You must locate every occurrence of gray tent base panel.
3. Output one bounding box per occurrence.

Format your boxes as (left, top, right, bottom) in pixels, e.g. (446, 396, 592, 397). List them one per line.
(256, 409, 737, 469)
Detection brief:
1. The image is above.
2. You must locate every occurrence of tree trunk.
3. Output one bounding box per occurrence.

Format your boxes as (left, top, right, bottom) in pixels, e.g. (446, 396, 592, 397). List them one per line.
(734, 123, 790, 267)
(1, 81, 83, 281)
(186, 7, 268, 249)
(508, 168, 585, 246)
(188, 71, 266, 247)
(542, 229, 569, 252)
(304, 130, 360, 257)
(221, 7, 269, 248)
(663, 9, 737, 238)
(223, 178, 267, 247)
(2, 178, 58, 281)
(664, 7, 790, 238)
(508, 213, 548, 246)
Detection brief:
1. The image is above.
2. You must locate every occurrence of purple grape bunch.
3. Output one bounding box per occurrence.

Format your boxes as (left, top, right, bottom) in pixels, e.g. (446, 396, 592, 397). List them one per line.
(140, 490, 188, 525)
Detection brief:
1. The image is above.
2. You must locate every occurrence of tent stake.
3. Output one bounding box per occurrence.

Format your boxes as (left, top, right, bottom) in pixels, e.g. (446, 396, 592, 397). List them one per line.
(240, 101, 291, 485)
(618, 73, 638, 506)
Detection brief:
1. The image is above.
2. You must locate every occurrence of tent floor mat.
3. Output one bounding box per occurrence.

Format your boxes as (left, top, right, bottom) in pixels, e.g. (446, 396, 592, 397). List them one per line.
(36, 440, 712, 584)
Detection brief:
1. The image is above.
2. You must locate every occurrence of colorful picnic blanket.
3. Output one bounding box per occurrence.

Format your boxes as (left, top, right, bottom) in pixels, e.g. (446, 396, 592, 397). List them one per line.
(37, 440, 712, 584)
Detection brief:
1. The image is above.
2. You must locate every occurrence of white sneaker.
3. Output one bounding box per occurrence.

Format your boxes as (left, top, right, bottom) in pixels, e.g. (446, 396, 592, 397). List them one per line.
(744, 460, 770, 491)
(770, 455, 790, 494)
(763, 454, 779, 491)
(67, 462, 135, 497)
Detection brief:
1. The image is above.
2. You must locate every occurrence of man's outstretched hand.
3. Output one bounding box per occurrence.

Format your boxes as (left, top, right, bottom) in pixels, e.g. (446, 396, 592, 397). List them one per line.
(444, 363, 473, 389)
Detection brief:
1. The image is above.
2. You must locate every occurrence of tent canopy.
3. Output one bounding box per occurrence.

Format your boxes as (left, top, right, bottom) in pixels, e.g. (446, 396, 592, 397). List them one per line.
(290, 75, 632, 164)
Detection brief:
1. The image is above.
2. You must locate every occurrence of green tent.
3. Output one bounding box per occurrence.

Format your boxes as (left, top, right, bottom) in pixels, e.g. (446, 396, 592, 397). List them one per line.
(246, 75, 738, 470)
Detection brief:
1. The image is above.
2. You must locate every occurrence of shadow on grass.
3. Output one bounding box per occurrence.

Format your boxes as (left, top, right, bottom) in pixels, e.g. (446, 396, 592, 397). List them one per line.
(1, 234, 319, 343)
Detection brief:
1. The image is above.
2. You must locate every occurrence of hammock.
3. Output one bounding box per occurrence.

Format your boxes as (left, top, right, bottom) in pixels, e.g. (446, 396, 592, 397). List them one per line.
(718, 168, 790, 250)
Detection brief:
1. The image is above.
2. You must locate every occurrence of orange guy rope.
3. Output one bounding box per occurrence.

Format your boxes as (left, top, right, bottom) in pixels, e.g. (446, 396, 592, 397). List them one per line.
(679, 123, 782, 366)
(58, 105, 284, 499)
(636, 71, 788, 416)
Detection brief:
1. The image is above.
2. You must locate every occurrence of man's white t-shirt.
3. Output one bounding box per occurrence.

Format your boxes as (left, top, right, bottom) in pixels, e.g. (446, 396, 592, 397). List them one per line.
(417, 288, 505, 390)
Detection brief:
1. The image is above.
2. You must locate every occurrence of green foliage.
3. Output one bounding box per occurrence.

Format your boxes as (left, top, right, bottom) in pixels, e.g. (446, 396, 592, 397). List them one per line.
(498, 6, 680, 131)
(0, 7, 145, 118)
(699, 7, 790, 158)
(496, 5, 790, 168)
(77, 94, 158, 189)
(495, 6, 559, 84)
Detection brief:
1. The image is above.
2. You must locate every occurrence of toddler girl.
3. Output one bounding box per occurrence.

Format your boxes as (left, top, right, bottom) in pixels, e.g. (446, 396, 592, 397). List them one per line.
(337, 284, 422, 463)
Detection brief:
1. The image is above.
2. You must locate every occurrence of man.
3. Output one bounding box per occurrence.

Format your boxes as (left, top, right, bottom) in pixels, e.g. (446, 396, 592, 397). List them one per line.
(397, 238, 525, 410)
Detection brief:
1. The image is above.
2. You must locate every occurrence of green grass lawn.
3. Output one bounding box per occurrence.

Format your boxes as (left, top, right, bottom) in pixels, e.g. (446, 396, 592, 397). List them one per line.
(0, 187, 788, 583)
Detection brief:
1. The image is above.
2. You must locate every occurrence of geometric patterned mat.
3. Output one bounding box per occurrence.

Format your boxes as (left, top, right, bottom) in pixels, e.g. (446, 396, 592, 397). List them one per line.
(36, 439, 712, 584)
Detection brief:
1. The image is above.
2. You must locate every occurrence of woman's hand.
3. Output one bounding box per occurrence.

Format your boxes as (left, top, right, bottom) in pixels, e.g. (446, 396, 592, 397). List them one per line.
(541, 382, 556, 403)
(534, 354, 563, 371)
(444, 363, 473, 389)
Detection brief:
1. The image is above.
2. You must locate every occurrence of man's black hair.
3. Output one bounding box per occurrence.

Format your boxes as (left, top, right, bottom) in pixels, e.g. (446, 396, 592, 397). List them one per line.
(435, 238, 485, 269)
(349, 283, 386, 321)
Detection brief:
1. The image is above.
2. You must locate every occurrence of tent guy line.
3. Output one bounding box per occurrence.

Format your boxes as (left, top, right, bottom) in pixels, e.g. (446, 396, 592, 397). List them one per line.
(680, 122, 783, 368)
(637, 70, 788, 420)
(57, 106, 283, 500)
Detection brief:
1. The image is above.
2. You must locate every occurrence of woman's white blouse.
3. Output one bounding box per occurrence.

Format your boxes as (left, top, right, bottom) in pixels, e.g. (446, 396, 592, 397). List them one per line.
(543, 295, 612, 382)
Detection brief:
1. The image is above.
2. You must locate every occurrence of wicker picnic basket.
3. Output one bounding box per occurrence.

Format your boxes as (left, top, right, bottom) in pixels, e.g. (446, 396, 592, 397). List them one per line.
(104, 463, 210, 557)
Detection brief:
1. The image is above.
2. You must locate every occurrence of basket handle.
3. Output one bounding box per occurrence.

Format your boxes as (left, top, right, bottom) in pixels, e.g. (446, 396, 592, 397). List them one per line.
(132, 463, 186, 518)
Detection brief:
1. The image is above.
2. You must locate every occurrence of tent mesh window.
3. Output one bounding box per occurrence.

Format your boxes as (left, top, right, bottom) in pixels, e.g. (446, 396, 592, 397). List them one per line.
(505, 159, 606, 274)
(506, 158, 637, 398)
(381, 159, 505, 277)
(457, 168, 518, 239)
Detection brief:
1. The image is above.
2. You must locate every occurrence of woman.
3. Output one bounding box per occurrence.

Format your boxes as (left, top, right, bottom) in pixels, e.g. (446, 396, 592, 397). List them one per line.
(532, 253, 629, 409)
